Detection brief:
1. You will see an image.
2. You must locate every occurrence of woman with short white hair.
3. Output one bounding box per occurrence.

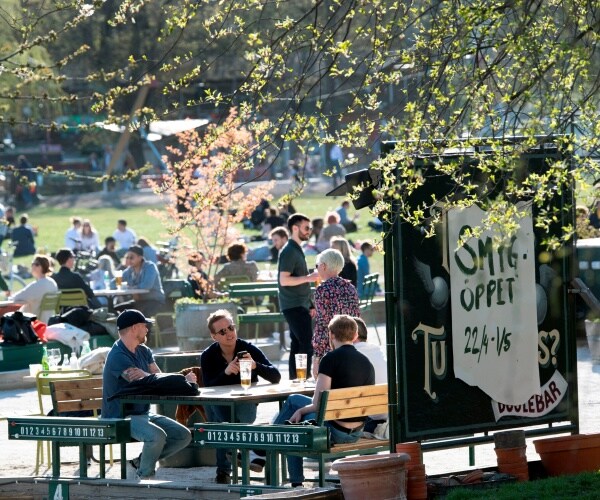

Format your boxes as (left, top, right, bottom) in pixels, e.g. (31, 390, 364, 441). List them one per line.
(311, 248, 360, 377)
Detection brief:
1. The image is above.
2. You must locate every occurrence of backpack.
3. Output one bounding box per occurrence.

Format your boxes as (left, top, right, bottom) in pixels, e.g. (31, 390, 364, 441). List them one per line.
(1, 311, 39, 345)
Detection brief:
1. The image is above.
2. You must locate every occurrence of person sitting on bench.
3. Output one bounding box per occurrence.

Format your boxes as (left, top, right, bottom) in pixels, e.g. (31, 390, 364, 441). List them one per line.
(102, 309, 197, 480)
(272, 314, 375, 487)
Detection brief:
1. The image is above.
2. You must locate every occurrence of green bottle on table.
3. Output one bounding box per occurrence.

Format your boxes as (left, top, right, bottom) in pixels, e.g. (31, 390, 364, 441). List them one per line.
(41, 346, 49, 372)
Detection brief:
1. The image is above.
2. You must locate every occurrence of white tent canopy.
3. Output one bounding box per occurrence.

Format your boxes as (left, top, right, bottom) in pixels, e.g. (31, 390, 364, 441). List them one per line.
(93, 118, 209, 141)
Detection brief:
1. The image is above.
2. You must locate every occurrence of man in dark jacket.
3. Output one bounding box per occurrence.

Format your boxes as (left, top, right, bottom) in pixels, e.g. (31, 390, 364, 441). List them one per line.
(51, 248, 101, 308)
(11, 215, 36, 257)
(102, 309, 197, 480)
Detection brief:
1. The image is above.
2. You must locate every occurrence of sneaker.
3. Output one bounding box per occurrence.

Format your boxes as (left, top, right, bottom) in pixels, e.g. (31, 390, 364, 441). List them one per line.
(235, 451, 266, 472)
(126, 461, 140, 481)
(129, 455, 141, 471)
(215, 470, 231, 484)
(249, 451, 266, 472)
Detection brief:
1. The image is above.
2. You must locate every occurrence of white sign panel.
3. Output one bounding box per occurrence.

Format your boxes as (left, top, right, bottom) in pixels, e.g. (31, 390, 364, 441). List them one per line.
(449, 205, 540, 404)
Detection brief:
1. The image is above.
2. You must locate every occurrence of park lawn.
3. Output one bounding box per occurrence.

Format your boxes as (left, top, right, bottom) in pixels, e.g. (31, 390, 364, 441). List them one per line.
(446, 471, 600, 500)
(19, 192, 385, 277)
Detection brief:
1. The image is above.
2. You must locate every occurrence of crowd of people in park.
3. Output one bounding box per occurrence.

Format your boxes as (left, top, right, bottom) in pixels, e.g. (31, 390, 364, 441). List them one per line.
(94, 199, 387, 485)
(0, 189, 385, 487)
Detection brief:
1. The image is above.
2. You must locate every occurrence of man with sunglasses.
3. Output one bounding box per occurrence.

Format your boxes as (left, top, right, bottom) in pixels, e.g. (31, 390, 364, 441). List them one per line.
(200, 309, 281, 484)
(278, 213, 320, 380)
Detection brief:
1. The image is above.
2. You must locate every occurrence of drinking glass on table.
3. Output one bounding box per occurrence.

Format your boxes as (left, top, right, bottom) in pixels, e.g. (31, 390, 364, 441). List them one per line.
(115, 270, 123, 290)
(48, 348, 61, 369)
(295, 353, 307, 384)
(239, 358, 252, 392)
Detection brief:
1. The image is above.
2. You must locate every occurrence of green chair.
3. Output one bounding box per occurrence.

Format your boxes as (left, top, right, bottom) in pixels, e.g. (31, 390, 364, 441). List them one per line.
(57, 288, 88, 311)
(34, 369, 92, 474)
(38, 292, 62, 323)
(152, 280, 195, 348)
(359, 273, 381, 343)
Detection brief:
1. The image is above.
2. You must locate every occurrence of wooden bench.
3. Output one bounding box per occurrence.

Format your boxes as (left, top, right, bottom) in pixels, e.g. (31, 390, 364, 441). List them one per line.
(50, 377, 133, 478)
(238, 311, 287, 342)
(193, 383, 389, 487)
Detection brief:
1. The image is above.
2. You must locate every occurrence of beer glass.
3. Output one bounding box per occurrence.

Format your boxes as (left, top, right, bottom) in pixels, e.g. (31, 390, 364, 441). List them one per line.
(239, 358, 252, 392)
(295, 353, 307, 383)
(115, 270, 123, 290)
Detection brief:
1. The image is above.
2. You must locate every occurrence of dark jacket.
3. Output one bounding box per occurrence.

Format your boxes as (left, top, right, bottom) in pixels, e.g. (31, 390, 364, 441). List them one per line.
(51, 266, 101, 309)
(11, 225, 35, 257)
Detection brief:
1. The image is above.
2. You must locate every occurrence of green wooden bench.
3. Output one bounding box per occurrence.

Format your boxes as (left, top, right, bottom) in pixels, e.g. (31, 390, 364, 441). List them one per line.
(238, 311, 286, 342)
(228, 281, 278, 291)
(193, 383, 389, 487)
(7, 416, 131, 479)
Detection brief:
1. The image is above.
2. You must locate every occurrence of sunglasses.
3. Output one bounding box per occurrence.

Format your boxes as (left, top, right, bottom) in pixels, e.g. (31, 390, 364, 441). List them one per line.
(214, 324, 236, 336)
(31, 262, 41, 266)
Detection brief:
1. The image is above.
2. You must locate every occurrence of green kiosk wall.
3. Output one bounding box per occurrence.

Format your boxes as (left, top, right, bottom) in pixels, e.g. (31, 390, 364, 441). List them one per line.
(380, 141, 578, 446)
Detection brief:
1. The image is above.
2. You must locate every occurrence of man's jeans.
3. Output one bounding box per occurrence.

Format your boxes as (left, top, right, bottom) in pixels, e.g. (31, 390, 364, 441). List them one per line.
(205, 403, 258, 474)
(282, 306, 313, 380)
(129, 412, 191, 478)
(272, 394, 362, 484)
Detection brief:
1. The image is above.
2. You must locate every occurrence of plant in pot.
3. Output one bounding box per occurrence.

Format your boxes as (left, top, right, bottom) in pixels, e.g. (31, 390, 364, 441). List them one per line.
(149, 108, 275, 350)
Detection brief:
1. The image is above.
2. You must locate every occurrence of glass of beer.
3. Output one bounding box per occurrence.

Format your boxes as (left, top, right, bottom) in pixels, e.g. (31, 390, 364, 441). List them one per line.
(295, 353, 307, 384)
(239, 358, 252, 392)
(115, 270, 123, 290)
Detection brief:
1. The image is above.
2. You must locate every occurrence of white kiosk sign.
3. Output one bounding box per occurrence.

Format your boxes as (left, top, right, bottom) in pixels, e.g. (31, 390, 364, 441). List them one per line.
(449, 204, 540, 405)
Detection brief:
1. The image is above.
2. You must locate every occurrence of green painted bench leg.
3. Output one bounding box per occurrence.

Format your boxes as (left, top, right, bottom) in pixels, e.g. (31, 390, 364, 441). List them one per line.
(120, 443, 127, 479)
(99, 445, 106, 478)
(79, 444, 88, 478)
(266, 451, 279, 486)
(318, 455, 325, 487)
(52, 442, 61, 478)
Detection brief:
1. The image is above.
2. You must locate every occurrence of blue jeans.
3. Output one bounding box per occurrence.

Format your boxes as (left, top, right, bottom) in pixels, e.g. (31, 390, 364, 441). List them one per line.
(273, 394, 362, 484)
(282, 306, 313, 380)
(129, 412, 192, 478)
(205, 403, 258, 474)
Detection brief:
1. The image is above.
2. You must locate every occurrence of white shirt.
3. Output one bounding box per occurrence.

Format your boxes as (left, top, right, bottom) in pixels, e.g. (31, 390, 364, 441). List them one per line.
(65, 227, 82, 250)
(355, 341, 387, 420)
(12, 276, 59, 323)
(80, 232, 100, 253)
(112, 227, 137, 250)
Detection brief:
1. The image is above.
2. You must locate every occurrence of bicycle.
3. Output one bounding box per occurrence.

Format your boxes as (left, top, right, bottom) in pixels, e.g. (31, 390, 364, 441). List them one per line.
(0, 242, 27, 293)
(156, 238, 180, 280)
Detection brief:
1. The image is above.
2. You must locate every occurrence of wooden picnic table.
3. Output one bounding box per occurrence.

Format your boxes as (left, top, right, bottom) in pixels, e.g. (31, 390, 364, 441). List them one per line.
(120, 381, 315, 483)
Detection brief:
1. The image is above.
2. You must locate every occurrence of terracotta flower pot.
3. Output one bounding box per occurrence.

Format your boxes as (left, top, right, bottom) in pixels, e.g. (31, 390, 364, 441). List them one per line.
(331, 453, 410, 500)
(396, 442, 422, 465)
(534, 433, 600, 476)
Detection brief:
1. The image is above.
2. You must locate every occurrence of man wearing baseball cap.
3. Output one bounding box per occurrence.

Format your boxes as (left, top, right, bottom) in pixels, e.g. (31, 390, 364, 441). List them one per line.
(102, 309, 196, 480)
(116, 245, 165, 316)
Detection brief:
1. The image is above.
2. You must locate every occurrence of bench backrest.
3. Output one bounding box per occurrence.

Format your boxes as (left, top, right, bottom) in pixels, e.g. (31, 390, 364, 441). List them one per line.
(50, 377, 104, 415)
(317, 383, 388, 424)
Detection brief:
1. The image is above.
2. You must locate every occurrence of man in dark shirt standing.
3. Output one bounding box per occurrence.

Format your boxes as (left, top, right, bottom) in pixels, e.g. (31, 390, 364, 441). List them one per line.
(277, 213, 319, 379)
(272, 315, 375, 486)
(52, 248, 101, 308)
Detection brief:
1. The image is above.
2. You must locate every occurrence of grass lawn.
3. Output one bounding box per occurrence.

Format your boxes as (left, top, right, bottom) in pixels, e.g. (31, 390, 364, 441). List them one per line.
(18, 192, 385, 278)
(446, 471, 600, 499)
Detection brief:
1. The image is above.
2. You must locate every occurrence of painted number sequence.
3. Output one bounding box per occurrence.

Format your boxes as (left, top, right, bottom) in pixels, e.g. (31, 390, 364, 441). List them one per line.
(205, 430, 301, 446)
(15, 425, 106, 439)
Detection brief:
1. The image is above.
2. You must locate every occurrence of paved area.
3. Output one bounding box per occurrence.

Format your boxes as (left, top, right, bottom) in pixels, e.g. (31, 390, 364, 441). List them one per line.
(0, 325, 598, 486)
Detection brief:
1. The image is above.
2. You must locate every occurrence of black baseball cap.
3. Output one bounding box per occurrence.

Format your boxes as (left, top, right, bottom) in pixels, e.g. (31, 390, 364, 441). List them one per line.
(117, 309, 154, 331)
